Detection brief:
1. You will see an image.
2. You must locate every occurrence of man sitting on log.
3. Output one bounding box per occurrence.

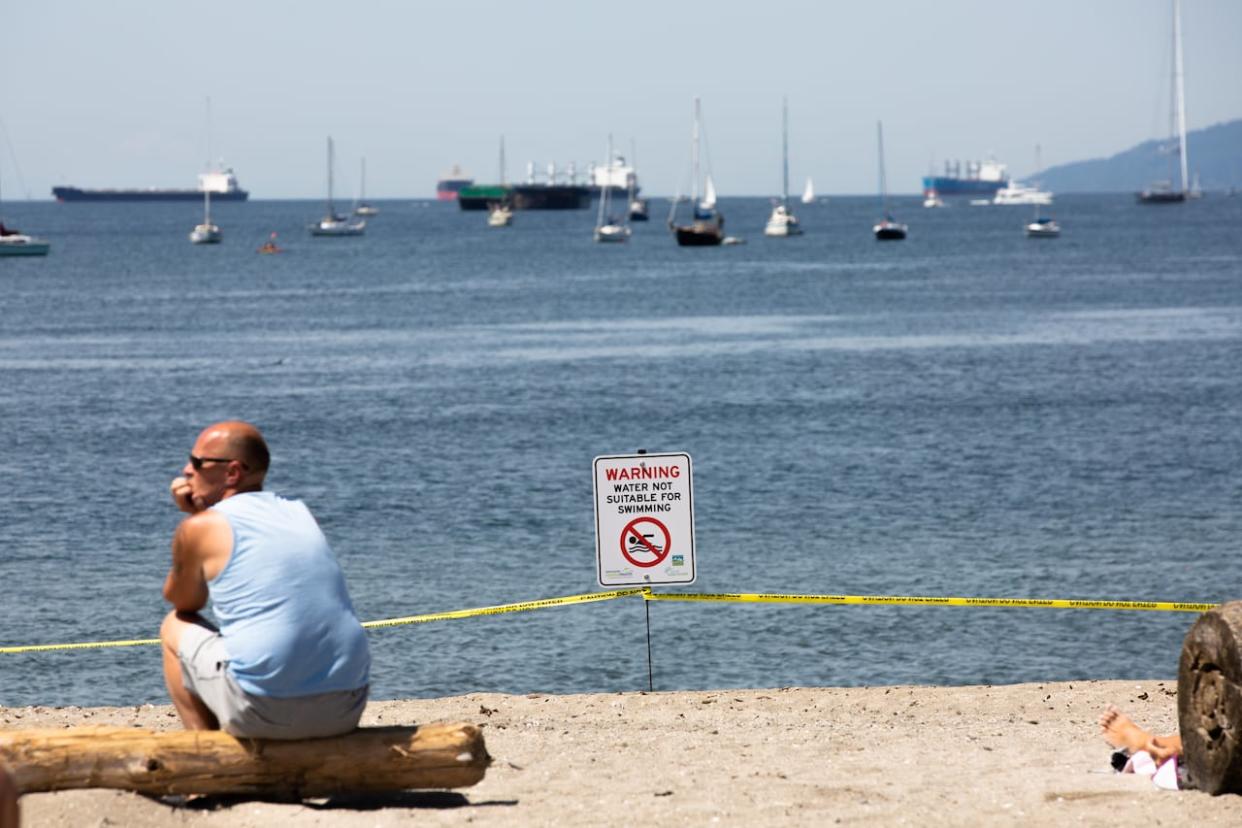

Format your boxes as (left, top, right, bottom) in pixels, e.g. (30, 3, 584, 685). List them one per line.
(162, 421, 371, 739)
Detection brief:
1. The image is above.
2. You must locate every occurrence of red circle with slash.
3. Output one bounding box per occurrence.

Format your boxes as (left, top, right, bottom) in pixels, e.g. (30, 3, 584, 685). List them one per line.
(620, 517, 672, 568)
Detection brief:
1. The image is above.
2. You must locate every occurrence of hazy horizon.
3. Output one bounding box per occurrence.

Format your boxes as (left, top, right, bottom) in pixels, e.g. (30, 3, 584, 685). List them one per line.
(3, 0, 1240, 200)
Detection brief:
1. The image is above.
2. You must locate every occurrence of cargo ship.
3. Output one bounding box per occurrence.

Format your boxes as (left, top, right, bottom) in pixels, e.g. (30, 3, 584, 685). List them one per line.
(435, 164, 473, 201)
(458, 160, 591, 210)
(921, 159, 1008, 198)
(457, 183, 591, 211)
(53, 168, 249, 202)
(588, 153, 640, 199)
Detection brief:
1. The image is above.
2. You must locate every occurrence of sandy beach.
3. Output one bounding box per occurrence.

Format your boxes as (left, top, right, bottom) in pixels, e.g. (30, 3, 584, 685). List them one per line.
(4, 678, 1241, 826)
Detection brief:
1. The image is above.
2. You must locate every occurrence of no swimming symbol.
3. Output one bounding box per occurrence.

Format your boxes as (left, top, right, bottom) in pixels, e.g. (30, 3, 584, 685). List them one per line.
(620, 516, 672, 568)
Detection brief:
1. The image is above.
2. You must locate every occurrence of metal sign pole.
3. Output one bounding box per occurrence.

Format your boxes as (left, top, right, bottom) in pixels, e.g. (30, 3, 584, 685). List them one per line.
(645, 597, 654, 692)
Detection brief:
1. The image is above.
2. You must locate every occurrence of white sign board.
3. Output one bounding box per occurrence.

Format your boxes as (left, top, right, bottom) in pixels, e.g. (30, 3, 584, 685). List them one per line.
(593, 452, 695, 586)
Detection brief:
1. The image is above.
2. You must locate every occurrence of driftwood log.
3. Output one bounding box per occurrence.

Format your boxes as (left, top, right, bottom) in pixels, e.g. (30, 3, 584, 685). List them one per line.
(1178, 601, 1242, 795)
(0, 722, 489, 798)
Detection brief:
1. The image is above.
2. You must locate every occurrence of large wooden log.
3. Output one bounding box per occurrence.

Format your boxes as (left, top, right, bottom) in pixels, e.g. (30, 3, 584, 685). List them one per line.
(1178, 601, 1242, 795)
(0, 722, 489, 798)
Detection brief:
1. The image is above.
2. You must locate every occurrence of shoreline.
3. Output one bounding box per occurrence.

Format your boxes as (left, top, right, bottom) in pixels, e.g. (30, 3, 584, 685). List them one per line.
(4, 679, 1241, 826)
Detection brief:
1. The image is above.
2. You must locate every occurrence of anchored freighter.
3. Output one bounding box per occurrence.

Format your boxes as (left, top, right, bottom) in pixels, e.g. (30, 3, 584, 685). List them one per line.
(53, 168, 249, 202)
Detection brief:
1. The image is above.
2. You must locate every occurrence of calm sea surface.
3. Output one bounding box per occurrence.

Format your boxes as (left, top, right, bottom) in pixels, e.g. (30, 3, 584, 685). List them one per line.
(1, 194, 1240, 707)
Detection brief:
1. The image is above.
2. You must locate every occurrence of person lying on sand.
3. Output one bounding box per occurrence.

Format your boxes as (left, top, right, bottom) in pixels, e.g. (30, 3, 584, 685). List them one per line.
(1099, 704, 1182, 765)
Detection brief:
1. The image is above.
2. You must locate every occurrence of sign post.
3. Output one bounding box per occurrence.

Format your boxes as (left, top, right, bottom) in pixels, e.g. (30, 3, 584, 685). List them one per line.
(593, 452, 695, 587)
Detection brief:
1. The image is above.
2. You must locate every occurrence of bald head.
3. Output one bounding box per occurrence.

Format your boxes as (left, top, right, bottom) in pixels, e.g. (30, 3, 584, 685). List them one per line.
(198, 421, 270, 481)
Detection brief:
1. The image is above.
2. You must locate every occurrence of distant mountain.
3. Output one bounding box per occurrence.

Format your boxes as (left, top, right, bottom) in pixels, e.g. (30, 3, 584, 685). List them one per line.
(1037, 119, 1242, 194)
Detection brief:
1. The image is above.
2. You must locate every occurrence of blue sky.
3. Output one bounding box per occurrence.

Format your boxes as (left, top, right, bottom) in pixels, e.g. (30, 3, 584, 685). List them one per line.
(2, 0, 1240, 198)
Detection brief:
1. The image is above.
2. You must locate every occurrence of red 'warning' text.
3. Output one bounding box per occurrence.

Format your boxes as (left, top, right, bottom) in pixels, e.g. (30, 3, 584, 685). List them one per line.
(604, 465, 681, 481)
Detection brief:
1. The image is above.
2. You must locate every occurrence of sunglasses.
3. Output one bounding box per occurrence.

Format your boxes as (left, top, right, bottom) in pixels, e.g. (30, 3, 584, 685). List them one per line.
(189, 453, 247, 471)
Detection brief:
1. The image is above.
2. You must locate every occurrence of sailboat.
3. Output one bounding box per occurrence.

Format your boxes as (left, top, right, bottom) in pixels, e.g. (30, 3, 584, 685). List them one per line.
(1138, 0, 1189, 204)
(0, 144, 50, 256)
(594, 135, 630, 243)
(872, 121, 907, 241)
(354, 158, 379, 216)
(800, 178, 815, 205)
(487, 136, 513, 227)
(1025, 144, 1060, 237)
(189, 189, 222, 244)
(669, 97, 725, 247)
(764, 98, 803, 237)
(309, 137, 366, 236)
(189, 99, 222, 244)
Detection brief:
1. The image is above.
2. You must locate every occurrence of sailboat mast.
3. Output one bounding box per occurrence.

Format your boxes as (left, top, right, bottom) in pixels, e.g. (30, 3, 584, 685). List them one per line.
(781, 97, 790, 205)
(628, 138, 637, 203)
(499, 136, 506, 186)
(326, 137, 335, 214)
(597, 134, 612, 229)
(360, 157, 366, 201)
(1173, 0, 1188, 194)
(691, 97, 701, 204)
(877, 121, 889, 216)
(205, 96, 213, 173)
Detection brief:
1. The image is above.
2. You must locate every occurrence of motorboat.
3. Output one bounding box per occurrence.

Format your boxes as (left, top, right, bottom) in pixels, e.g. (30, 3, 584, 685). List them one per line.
(992, 180, 1053, 206)
(628, 197, 649, 221)
(923, 189, 945, 208)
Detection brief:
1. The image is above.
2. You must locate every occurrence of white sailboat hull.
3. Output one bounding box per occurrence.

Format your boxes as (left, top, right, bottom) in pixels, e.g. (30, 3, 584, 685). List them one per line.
(189, 223, 223, 244)
(0, 234, 50, 256)
(594, 224, 631, 243)
(1026, 219, 1060, 237)
(310, 218, 366, 236)
(763, 205, 802, 237)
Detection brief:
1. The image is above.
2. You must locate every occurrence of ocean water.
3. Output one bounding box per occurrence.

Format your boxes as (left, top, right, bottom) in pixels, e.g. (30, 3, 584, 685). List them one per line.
(1, 194, 1240, 708)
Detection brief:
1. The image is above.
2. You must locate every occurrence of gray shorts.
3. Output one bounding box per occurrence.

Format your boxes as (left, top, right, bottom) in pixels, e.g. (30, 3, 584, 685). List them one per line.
(179, 623, 368, 740)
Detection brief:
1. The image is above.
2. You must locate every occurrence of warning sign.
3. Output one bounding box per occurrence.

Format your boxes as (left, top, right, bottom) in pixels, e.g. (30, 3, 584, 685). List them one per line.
(594, 452, 695, 586)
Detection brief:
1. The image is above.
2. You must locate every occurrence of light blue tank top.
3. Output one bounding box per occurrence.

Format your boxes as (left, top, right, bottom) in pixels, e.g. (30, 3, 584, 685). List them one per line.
(208, 492, 370, 698)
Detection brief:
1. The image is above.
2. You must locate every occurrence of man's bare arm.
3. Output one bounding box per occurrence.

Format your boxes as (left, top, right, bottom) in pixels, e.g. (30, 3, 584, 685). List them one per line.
(164, 512, 230, 611)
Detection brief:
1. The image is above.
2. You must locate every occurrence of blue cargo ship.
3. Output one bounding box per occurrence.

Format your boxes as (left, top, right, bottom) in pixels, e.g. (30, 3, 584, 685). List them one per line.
(921, 158, 1008, 198)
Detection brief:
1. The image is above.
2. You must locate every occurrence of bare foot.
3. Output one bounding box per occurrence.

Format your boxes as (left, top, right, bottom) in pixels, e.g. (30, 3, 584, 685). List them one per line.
(1098, 705, 1182, 765)
(1099, 705, 1152, 754)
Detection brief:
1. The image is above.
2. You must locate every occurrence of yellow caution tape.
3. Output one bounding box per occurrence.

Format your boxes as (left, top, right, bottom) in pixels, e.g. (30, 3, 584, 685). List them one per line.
(0, 637, 162, 655)
(642, 592, 1219, 613)
(0, 588, 646, 654)
(0, 588, 1217, 655)
(360, 587, 648, 629)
